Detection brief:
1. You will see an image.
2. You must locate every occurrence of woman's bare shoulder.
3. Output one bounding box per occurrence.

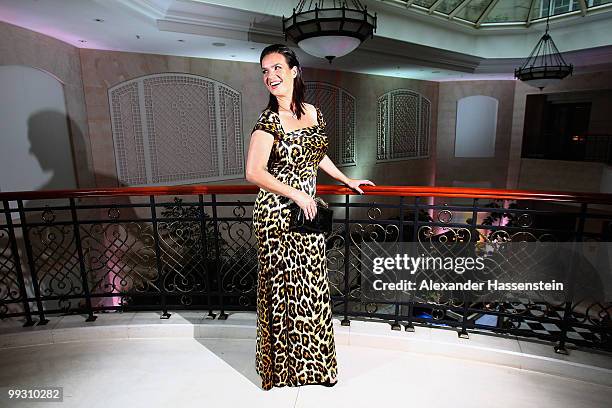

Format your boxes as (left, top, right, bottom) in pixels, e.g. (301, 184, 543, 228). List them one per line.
(303, 102, 318, 119)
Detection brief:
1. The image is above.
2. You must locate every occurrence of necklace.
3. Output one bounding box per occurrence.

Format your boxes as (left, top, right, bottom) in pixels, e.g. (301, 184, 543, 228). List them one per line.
(279, 105, 297, 119)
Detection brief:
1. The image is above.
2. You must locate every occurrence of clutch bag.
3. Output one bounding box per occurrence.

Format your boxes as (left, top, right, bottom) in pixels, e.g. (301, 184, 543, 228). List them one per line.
(288, 196, 333, 234)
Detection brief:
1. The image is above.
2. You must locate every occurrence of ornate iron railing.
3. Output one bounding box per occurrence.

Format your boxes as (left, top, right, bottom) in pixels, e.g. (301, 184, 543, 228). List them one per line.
(1, 184, 611, 354)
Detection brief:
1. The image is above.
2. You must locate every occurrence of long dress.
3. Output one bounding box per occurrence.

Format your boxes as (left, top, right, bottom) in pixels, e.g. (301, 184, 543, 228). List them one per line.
(251, 106, 338, 390)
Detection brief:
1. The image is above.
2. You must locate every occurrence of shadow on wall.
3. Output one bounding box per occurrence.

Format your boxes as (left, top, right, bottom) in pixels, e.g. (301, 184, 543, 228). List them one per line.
(4, 111, 142, 315)
(26, 109, 123, 191)
(27, 110, 78, 191)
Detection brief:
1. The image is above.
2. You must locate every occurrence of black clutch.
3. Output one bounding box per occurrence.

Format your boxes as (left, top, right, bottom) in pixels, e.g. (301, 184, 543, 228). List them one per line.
(288, 196, 333, 234)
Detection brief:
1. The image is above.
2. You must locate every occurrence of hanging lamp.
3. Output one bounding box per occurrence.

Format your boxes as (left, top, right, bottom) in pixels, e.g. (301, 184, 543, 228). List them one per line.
(282, 0, 377, 63)
(514, 13, 573, 90)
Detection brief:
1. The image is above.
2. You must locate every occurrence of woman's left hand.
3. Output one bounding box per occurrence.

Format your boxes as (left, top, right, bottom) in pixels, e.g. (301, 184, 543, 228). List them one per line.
(344, 178, 375, 194)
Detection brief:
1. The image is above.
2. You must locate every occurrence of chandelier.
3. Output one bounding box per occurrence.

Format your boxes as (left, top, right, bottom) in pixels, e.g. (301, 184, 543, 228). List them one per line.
(514, 15, 573, 90)
(282, 0, 377, 63)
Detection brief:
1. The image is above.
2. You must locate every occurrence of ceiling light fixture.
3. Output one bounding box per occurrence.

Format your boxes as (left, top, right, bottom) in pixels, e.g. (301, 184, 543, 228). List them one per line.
(282, 0, 376, 63)
(514, 13, 573, 90)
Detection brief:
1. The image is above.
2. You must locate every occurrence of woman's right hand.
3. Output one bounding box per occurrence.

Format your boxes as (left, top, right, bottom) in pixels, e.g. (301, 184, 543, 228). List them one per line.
(292, 190, 317, 221)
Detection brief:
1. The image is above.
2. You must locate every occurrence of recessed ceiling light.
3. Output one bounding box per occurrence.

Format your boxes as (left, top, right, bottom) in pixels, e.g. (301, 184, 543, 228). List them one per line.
(94, 18, 104, 22)
(177, 39, 185, 42)
(212, 42, 226, 47)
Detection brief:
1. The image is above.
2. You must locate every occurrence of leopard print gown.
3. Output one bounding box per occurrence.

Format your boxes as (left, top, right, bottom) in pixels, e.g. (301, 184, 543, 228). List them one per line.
(251, 106, 338, 390)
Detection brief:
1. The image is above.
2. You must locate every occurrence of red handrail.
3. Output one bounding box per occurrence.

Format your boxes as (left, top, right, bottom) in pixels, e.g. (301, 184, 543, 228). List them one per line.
(1, 184, 612, 204)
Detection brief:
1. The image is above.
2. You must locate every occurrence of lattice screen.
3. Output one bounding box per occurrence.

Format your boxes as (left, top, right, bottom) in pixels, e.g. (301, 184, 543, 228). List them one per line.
(305, 81, 356, 166)
(377, 89, 430, 161)
(109, 73, 244, 186)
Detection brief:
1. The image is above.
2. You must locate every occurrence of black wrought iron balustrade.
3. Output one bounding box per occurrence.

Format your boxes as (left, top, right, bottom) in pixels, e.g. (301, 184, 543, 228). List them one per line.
(0, 184, 611, 355)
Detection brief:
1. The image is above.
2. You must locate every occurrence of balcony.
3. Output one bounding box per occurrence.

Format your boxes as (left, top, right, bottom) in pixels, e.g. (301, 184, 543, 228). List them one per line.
(1, 184, 611, 405)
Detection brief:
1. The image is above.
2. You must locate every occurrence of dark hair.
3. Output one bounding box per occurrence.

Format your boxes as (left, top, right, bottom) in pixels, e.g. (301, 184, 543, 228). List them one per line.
(259, 44, 306, 120)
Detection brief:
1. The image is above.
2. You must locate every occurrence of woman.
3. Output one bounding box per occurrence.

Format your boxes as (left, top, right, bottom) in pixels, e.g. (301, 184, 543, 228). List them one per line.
(245, 43, 375, 390)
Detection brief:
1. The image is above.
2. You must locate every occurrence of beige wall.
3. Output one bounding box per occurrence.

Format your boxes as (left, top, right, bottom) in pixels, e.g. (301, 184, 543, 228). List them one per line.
(78, 49, 438, 191)
(76, 49, 439, 222)
(80, 49, 196, 187)
(436, 80, 515, 190)
(436, 72, 612, 196)
(0, 21, 94, 188)
(510, 71, 612, 193)
(304, 68, 439, 187)
(4, 19, 612, 200)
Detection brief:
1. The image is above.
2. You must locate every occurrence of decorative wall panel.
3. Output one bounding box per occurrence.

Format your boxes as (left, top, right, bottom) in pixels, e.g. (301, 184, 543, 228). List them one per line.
(377, 89, 431, 161)
(109, 74, 244, 186)
(110, 82, 148, 185)
(305, 82, 356, 166)
(219, 87, 243, 177)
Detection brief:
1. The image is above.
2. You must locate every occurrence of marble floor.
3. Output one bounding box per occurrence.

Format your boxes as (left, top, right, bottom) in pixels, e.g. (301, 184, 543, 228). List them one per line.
(0, 311, 611, 408)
